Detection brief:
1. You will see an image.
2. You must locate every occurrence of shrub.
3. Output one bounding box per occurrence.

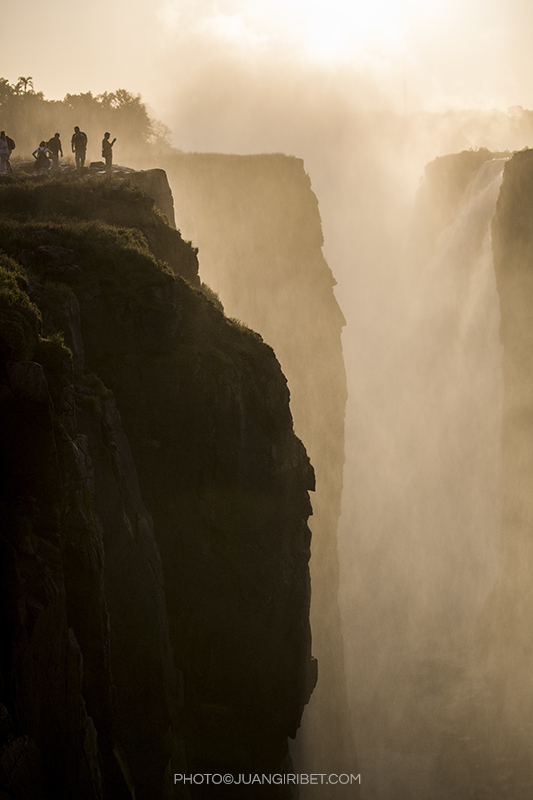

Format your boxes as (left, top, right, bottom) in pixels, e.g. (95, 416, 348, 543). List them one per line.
(200, 282, 224, 312)
(0, 254, 40, 362)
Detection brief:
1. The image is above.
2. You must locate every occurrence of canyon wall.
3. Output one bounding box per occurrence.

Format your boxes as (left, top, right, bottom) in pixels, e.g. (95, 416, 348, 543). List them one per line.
(0, 172, 316, 799)
(161, 153, 357, 793)
(371, 147, 533, 798)
(472, 148, 533, 793)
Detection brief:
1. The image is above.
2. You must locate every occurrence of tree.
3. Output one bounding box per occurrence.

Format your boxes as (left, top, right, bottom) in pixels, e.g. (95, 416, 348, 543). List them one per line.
(0, 78, 175, 160)
(0, 78, 15, 105)
(15, 76, 34, 94)
(63, 91, 99, 112)
(148, 118, 173, 150)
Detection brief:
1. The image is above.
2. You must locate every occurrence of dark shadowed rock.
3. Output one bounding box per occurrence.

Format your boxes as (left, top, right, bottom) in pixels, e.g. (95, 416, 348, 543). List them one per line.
(127, 168, 177, 228)
(0, 163, 316, 799)
(7, 361, 49, 403)
(164, 152, 356, 795)
(0, 736, 46, 800)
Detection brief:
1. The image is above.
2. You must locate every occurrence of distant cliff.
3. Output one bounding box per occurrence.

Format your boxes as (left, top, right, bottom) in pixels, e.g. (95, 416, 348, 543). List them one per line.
(160, 153, 357, 793)
(399, 148, 533, 797)
(480, 148, 533, 776)
(0, 172, 316, 799)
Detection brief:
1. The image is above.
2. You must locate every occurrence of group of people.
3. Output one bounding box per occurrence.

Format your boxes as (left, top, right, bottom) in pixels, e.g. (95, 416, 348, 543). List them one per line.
(0, 126, 117, 174)
(33, 127, 117, 174)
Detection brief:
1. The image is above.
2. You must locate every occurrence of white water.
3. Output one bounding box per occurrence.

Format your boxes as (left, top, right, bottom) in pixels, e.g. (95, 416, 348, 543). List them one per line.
(339, 158, 507, 798)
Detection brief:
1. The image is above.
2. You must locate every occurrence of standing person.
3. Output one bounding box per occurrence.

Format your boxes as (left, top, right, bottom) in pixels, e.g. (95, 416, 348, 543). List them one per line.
(32, 141, 53, 174)
(71, 125, 88, 170)
(47, 132, 63, 172)
(102, 132, 116, 173)
(0, 131, 9, 174)
(5, 133, 15, 172)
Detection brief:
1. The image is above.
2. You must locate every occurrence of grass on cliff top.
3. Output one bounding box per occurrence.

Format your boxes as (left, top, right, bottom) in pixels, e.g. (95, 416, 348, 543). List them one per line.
(0, 217, 269, 367)
(0, 202, 275, 406)
(0, 217, 175, 298)
(0, 173, 169, 230)
(0, 173, 194, 303)
(0, 252, 32, 305)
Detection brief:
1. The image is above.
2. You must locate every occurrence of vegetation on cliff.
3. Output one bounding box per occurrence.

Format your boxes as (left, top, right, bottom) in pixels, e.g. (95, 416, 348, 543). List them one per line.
(0, 173, 199, 285)
(0, 78, 172, 161)
(0, 253, 41, 361)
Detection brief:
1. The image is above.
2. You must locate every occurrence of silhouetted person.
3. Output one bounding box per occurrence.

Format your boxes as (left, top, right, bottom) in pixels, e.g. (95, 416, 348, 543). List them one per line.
(102, 132, 116, 173)
(0, 131, 9, 173)
(4, 133, 15, 172)
(33, 140, 52, 174)
(71, 125, 88, 169)
(47, 132, 63, 172)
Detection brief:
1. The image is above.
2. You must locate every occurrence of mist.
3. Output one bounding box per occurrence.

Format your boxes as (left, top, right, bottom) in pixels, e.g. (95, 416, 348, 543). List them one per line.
(147, 38, 532, 795)
(152, 55, 530, 794)
(7, 0, 533, 795)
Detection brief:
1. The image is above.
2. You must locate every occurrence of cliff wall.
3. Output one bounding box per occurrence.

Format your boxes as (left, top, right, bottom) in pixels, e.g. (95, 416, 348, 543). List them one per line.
(477, 148, 533, 782)
(0, 172, 315, 798)
(390, 148, 533, 796)
(160, 153, 356, 792)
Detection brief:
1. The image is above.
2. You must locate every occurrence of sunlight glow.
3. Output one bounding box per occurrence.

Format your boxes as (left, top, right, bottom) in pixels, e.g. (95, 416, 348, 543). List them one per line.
(156, 0, 443, 65)
(290, 0, 408, 59)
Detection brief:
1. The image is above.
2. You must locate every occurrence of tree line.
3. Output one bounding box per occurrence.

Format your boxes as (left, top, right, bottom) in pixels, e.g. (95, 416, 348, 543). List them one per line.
(0, 77, 174, 166)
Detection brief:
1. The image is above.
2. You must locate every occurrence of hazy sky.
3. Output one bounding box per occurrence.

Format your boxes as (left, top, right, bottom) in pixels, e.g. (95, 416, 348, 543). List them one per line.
(4, 0, 533, 145)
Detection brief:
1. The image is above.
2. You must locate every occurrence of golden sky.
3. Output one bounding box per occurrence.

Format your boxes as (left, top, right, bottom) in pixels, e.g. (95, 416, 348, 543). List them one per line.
(4, 0, 533, 124)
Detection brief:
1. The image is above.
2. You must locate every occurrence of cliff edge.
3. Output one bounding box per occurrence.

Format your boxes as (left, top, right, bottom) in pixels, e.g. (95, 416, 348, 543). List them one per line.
(0, 171, 316, 799)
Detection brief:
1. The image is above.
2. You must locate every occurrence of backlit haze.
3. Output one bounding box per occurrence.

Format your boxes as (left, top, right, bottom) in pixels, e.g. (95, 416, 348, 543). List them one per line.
(6, 1, 533, 795)
(4, 1, 533, 270)
(4, 0, 533, 114)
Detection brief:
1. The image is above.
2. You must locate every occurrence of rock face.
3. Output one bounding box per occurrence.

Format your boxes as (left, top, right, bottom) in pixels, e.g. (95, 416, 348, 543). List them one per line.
(419, 150, 533, 795)
(388, 148, 533, 798)
(161, 153, 357, 793)
(478, 148, 533, 774)
(127, 168, 177, 228)
(0, 173, 315, 798)
(0, 168, 199, 287)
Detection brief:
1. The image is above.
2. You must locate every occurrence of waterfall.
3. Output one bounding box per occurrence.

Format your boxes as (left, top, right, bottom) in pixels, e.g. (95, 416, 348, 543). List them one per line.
(340, 157, 507, 799)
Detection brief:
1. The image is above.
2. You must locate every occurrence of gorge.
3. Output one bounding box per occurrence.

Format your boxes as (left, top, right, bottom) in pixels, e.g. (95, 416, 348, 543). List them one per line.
(3, 142, 533, 800)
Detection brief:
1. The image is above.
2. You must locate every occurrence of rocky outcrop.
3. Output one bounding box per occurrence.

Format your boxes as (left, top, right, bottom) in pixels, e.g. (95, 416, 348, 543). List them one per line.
(0, 174, 316, 798)
(161, 153, 357, 793)
(0, 317, 180, 799)
(410, 148, 500, 263)
(0, 368, 108, 800)
(74, 257, 317, 783)
(0, 169, 199, 287)
(481, 148, 533, 731)
(127, 168, 177, 228)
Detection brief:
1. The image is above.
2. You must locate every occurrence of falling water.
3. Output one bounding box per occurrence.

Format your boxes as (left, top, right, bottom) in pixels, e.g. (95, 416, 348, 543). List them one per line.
(340, 157, 508, 799)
